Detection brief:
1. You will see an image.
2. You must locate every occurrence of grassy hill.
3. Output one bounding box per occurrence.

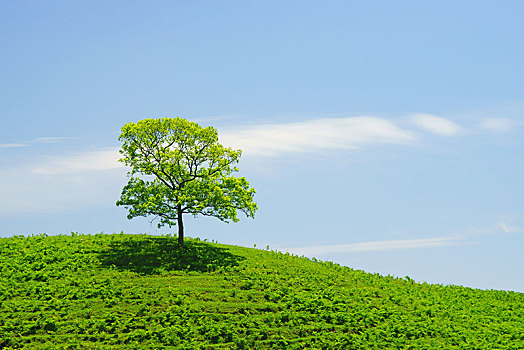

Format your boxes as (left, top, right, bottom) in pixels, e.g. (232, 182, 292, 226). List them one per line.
(0, 233, 522, 349)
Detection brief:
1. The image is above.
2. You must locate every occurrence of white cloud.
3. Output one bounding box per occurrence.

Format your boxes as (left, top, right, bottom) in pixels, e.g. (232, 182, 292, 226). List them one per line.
(469, 221, 524, 236)
(32, 148, 123, 175)
(479, 118, 517, 133)
(0, 137, 71, 150)
(219, 117, 417, 157)
(410, 114, 461, 136)
(0, 148, 127, 215)
(499, 222, 522, 234)
(0, 143, 27, 148)
(281, 236, 469, 256)
(32, 137, 73, 143)
(0, 169, 125, 215)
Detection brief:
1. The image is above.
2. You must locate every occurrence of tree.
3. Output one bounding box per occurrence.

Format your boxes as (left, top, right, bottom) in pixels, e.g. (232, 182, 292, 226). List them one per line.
(116, 117, 257, 246)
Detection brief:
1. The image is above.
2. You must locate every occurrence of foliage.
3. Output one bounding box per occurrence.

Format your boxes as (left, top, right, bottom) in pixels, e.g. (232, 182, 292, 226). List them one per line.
(117, 117, 257, 244)
(0, 233, 523, 349)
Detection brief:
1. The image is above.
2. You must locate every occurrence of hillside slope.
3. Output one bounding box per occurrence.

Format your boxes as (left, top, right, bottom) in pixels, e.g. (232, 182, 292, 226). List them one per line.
(0, 233, 522, 349)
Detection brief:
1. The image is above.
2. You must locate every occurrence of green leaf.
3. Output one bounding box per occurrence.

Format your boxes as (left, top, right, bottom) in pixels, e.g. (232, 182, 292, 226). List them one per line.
(116, 117, 257, 244)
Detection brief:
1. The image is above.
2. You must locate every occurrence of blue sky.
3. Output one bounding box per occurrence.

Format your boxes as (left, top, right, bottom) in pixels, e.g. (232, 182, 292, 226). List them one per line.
(1, 1, 523, 292)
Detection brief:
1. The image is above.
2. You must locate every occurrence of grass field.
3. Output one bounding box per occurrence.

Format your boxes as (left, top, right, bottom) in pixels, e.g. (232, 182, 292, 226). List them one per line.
(0, 233, 523, 349)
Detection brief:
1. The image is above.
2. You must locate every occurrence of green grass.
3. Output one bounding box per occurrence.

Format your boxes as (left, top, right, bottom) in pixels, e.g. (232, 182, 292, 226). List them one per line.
(0, 233, 523, 349)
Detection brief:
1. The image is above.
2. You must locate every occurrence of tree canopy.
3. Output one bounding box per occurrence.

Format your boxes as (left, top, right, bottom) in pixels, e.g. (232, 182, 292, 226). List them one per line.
(116, 117, 257, 245)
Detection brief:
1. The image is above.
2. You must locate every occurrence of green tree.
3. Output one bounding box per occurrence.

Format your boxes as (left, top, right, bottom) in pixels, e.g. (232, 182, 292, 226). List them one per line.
(116, 117, 257, 245)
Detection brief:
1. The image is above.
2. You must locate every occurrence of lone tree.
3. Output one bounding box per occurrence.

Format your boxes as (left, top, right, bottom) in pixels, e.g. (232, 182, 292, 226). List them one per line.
(116, 117, 257, 246)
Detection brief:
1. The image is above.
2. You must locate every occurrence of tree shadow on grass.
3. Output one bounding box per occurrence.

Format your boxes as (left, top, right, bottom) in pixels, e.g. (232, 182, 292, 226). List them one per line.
(98, 236, 245, 275)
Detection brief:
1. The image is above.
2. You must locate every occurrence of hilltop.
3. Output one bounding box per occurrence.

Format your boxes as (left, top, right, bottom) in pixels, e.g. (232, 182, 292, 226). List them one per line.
(0, 233, 522, 349)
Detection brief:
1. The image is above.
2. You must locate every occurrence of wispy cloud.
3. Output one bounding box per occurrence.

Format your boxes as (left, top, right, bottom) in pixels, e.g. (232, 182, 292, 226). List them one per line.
(0, 148, 126, 215)
(0, 113, 504, 215)
(281, 236, 470, 256)
(0, 143, 27, 148)
(410, 114, 461, 136)
(32, 148, 123, 175)
(498, 222, 523, 234)
(219, 117, 417, 157)
(32, 137, 73, 143)
(0, 136, 72, 150)
(469, 221, 524, 236)
(479, 118, 517, 133)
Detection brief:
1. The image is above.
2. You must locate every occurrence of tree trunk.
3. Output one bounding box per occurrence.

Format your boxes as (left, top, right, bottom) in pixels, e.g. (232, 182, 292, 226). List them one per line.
(177, 205, 184, 246)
